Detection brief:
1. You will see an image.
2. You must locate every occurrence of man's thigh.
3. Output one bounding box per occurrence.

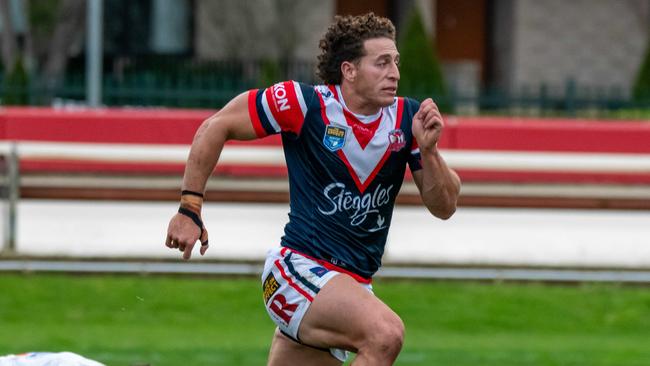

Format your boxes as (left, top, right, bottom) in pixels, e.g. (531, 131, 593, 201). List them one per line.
(297, 273, 403, 353)
(260, 247, 403, 361)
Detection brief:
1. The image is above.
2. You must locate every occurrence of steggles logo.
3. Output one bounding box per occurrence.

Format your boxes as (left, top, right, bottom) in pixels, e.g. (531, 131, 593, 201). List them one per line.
(317, 182, 393, 232)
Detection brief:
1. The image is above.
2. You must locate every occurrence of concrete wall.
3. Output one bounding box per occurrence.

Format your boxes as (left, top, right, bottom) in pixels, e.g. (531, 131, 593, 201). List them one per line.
(504, 0, 649, 96)
(195, 0, 335, 61)
(192, 0, 650, 97)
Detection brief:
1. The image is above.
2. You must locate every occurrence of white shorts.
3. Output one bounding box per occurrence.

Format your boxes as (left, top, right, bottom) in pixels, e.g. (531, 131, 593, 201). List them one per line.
(261, 246, 372, 362)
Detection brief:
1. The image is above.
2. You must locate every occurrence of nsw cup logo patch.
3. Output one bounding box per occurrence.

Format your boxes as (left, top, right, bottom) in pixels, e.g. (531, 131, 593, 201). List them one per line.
(323, 125, 347, 152)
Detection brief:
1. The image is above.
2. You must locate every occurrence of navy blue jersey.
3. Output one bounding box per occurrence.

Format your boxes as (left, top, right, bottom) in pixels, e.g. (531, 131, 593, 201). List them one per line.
(249, 81, 422, 280)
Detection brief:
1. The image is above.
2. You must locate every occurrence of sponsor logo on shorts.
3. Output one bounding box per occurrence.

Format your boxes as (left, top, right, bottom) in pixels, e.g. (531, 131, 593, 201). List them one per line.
(309, 266, 329, 277)
(263, 273, 280, 304)
(269, 294, 298, 325)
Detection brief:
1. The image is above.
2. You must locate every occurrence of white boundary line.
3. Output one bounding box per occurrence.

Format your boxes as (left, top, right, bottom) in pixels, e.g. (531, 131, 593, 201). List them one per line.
(1, 260, 650, 283)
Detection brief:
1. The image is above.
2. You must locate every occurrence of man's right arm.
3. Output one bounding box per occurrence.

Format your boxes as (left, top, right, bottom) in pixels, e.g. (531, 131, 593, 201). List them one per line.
(182, 91, 258, 194)
(165, 91, 258, 260)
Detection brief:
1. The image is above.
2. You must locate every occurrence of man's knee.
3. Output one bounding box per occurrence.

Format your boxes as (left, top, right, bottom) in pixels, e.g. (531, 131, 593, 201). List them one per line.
(362, 314, 404, 359)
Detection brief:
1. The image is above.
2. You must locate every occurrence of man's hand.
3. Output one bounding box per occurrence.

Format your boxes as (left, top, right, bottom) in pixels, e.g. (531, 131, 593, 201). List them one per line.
(412, 98, 444, 153)
(165, 211, 209, 260)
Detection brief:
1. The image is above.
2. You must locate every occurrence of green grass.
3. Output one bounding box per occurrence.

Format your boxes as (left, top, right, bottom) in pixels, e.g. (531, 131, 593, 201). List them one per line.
(1, 274, 649, 366)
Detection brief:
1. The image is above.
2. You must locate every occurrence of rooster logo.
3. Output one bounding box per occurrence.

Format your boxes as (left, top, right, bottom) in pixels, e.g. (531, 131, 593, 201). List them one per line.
(388, 129, 405, 152)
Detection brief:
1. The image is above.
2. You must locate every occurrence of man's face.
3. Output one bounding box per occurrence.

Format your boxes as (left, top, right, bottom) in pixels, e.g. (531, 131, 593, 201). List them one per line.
(352, 37, 400, 108)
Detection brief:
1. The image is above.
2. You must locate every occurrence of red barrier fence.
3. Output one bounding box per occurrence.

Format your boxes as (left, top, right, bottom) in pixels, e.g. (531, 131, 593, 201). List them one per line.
(2, 107, 650, 185)
(448, 116, 650, 153)
(0, 107, 211, 144)
(4, 107, 649, 150)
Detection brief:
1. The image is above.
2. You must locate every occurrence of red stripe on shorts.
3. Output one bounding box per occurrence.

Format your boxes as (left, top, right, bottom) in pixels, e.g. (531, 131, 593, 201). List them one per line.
(274, 259, 314, 302)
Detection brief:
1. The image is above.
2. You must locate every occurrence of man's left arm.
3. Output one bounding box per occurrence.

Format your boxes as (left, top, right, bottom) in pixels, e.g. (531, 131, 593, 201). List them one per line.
(411, 98, 461, 219)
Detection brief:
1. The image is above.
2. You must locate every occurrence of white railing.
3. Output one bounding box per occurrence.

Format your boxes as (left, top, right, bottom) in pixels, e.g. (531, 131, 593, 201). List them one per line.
(1, 140, 650, 254)
(1, 141, 650, 172)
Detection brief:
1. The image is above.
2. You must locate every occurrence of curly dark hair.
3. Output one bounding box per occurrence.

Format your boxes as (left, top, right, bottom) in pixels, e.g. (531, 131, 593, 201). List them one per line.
(317, 13, 396, 85)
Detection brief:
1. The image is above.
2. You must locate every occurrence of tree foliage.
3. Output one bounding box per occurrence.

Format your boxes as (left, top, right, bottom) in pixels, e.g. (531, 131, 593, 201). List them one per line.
(632, 38, 650, 103)
(398, 8, 449, 111)
(3, 58, 29, 105)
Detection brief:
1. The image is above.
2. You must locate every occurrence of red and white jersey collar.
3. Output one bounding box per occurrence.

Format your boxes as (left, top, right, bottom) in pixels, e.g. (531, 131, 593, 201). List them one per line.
(317, 84, 404, 192)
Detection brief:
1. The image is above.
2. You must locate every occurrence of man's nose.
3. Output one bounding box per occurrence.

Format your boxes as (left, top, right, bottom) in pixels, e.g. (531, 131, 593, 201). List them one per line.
(388, 62, 400, 81)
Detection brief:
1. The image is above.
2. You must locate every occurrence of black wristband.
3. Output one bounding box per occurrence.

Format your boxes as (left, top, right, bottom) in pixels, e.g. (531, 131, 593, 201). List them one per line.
(178, 207, 208, 246)
(178, 207, 202, 227)
(181, 190, 204, 199)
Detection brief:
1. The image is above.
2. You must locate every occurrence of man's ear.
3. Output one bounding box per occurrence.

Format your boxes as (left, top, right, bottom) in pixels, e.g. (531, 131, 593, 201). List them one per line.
(341, 61, 357, 83)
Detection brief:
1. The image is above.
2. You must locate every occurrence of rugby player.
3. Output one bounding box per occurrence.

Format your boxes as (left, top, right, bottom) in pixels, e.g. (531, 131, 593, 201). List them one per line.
(166, 12, 461, 365)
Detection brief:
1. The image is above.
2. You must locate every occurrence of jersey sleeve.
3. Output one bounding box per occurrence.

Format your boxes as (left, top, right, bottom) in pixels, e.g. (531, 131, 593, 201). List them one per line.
(405, 98, 422, 172)
(247, 80, 314, 138)
(408, 138, 422, 172)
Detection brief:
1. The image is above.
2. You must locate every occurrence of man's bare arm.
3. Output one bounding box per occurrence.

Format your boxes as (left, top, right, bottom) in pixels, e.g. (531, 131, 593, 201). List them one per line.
(412, 154, 461, 220)
(182, 92, 258, 193)
(166, 92, 258, 259)
(411, 98, 461, 219)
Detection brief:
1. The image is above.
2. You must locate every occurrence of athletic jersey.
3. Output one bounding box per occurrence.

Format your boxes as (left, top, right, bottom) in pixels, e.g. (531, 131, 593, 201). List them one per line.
(248, 81, 422, 279)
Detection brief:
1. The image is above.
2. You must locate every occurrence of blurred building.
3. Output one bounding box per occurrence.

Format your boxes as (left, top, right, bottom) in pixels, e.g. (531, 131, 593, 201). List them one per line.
(1, 0, 648, 107)
(190, 0, 649, 97)
(488, 0, 649, 97)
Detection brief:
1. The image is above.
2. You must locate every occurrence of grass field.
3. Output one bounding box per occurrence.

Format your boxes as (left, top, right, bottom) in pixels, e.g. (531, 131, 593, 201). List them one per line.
(1, 274, 649, 366)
